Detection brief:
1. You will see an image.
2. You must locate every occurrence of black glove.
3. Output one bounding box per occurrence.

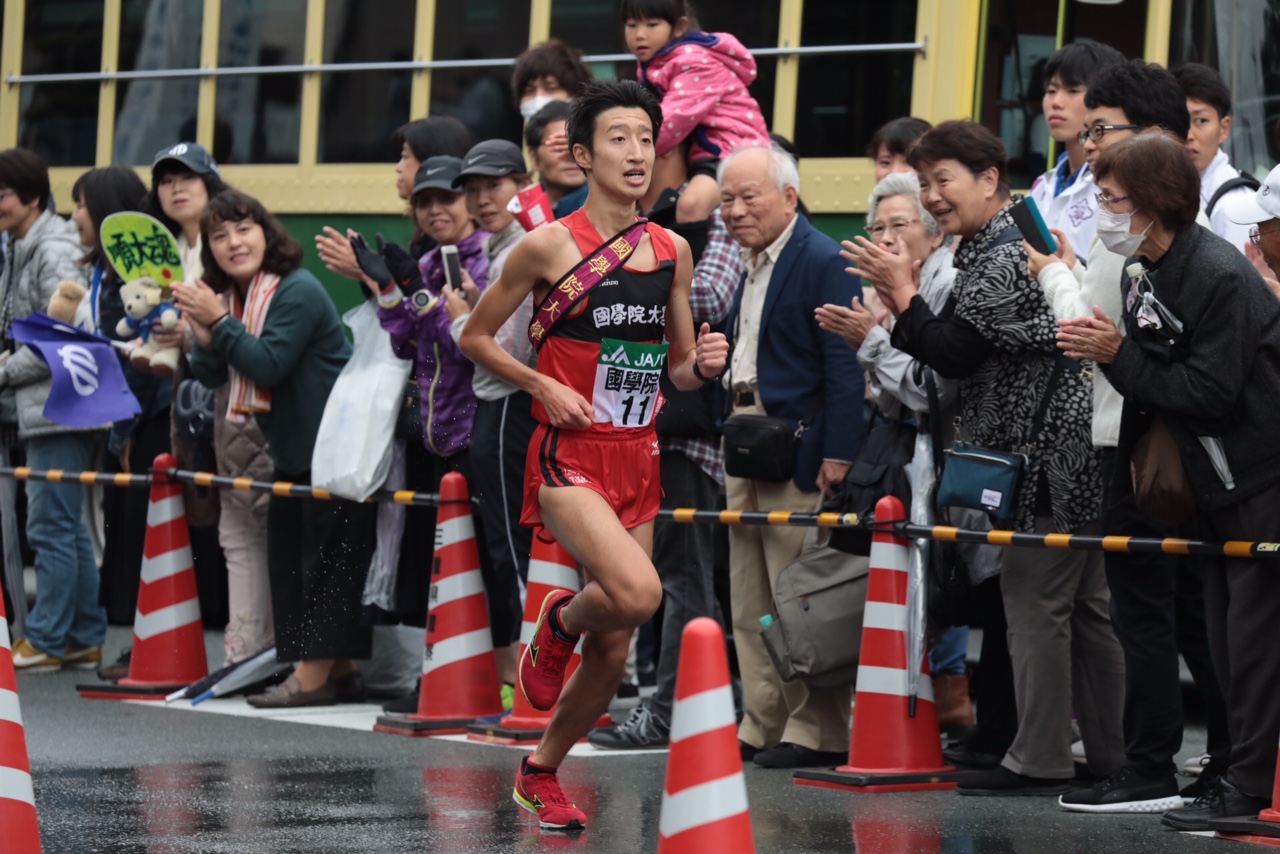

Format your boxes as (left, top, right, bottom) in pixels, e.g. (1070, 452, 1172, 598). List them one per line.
(378, 235, 425, 294)
(350, 233, 394, 295)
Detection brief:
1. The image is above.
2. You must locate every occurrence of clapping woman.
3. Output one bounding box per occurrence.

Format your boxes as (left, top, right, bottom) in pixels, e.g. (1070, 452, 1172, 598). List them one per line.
(175, 190, 375, 708)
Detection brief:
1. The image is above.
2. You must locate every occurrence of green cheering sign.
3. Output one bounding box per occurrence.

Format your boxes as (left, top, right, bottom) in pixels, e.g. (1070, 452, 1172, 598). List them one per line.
(99, 212, 184, 286)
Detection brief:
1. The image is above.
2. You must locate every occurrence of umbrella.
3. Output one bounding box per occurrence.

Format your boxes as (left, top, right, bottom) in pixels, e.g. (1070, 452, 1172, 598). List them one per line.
(167, 647, 291, 705)
(902, 432, 937, 717)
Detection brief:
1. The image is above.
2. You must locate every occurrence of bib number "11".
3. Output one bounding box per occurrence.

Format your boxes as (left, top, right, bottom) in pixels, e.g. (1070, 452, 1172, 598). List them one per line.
(592, 338, 668, 428)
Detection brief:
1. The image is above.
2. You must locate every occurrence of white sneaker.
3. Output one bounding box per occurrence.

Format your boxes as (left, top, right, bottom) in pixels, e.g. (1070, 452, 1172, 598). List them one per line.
(1183, 752, 1212, 776)
(1072, 739, 1088, 764)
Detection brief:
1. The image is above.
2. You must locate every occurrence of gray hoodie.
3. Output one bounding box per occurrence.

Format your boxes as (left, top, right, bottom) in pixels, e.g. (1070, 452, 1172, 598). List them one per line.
(0, 208, 102, 439)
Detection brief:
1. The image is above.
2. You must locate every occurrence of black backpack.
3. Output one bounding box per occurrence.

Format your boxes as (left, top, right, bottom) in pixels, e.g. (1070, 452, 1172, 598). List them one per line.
(1207, 172, 1262, 217)
(823, 407, 916, 556)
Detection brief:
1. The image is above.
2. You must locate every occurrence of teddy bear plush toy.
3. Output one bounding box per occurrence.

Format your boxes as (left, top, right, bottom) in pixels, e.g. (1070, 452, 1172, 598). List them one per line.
(117, 277, 181, 376)
(46, 280, 87, 325)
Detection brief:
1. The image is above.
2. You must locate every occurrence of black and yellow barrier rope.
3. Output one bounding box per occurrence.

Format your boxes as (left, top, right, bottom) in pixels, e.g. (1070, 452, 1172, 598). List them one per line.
(2, 463, 1279, 557)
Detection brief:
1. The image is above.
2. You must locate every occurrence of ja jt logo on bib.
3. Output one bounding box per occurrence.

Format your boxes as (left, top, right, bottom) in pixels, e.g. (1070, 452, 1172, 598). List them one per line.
(593, 338, 668, 428)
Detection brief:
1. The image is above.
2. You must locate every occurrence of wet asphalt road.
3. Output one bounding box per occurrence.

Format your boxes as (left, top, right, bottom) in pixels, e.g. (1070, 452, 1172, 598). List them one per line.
(18, 628, 1225, 853)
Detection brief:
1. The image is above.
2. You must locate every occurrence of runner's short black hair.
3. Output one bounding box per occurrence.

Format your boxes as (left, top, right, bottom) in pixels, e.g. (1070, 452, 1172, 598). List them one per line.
(1174, 62, 1232, 119)
(566, 79, 664, 156)
(618, 0, 689, 25)
(1084, 59, 1191, 140)
(1043, 40, 1126, 90)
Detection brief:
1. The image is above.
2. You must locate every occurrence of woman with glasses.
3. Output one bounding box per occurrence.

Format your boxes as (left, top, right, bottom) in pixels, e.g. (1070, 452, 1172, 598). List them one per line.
(1059, 130, 1280, 831)
(846, 120, 1124, 797)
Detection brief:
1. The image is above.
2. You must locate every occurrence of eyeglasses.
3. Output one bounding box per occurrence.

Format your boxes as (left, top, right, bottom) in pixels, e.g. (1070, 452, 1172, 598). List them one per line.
(1249, 224, 1280, 246)
(868, 218, 921, 240)
(1076, 124, 1141, 146)
(1095, 192, 1131, 212)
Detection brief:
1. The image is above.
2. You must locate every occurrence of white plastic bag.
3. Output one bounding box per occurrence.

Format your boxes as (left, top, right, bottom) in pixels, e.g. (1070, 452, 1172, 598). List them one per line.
(311, 301, 412, 501)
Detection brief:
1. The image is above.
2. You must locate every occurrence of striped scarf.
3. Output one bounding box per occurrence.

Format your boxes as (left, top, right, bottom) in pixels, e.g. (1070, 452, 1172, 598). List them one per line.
(226, 271, 280, 419)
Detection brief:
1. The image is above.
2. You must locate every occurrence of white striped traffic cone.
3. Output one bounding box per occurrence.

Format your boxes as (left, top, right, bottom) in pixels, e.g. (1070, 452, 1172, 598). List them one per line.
(468, 536, 584, 744)
(1, 594, 42, 852)
(80, 453, 208, 700)
(376, 472, 503, 736)
(795, 495, 957, 792)
(658, 617, 753, 853)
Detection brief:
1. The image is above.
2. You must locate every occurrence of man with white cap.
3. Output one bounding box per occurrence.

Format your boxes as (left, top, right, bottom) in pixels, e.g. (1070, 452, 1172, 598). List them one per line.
(1226, 164, 1280, 296)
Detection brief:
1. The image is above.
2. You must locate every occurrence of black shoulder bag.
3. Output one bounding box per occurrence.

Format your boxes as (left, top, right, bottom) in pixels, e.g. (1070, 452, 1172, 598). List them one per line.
(823, 405, 916, 556)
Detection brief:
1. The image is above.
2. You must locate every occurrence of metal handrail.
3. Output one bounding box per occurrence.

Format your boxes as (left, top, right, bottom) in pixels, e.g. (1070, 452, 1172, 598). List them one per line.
(4, 42, 925, 85)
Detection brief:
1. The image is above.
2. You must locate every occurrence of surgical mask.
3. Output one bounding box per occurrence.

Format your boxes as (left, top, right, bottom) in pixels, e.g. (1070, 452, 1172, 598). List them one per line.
(1095, 208, 1152, 256)
(520, 96, 556, 121)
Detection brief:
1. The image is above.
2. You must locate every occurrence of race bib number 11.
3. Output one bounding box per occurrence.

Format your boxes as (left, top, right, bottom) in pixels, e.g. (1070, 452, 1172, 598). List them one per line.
(593, 338, 668, 428)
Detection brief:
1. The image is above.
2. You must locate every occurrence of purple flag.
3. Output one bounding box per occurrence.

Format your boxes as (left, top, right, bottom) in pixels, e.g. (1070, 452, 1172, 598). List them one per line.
(11, 314, 141, 428)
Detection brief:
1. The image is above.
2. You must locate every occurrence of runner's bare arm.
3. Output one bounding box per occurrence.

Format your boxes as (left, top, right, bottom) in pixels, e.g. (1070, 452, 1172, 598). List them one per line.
(460, 228, 594, 429)
(664, 234, 729, 391)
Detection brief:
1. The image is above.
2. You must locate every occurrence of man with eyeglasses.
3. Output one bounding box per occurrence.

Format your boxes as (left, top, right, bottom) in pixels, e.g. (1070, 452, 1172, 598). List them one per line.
(1225, 164, 1280, 296)
(1024, 59, 1231, 816)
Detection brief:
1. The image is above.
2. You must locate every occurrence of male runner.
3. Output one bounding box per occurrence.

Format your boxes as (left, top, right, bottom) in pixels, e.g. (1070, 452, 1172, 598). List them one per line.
(460, 78, 729, 830)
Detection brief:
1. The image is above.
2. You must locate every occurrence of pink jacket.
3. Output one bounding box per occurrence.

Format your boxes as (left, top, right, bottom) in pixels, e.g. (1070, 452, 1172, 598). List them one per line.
(638, 31, 770, 162)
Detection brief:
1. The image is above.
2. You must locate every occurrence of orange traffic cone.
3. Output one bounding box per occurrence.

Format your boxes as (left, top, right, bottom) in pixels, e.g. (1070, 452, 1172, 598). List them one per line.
(376, 472, 503, 736)
(1, 594, 42, 852)
(468, 537, 582, 745)
(1211, 735, 1280, 842)
(79, 454, 208, 700)
(795, 496, 958, 792)
(658, 617, 753, 853)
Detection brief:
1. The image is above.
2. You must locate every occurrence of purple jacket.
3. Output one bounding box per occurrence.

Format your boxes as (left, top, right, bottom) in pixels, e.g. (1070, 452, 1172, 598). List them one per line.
(376, 228, 490, 456)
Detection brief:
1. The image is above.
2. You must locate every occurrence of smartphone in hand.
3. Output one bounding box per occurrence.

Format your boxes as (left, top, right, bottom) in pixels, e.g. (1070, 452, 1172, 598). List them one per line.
(1009, 197, 1058, 256)
(441, 244, 463, 292)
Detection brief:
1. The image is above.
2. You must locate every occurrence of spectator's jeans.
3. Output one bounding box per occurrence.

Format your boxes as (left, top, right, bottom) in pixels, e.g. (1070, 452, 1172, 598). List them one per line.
(929, 625, 969, 676)
(648, 451, 722, 725)
(23, 432, 107, 656)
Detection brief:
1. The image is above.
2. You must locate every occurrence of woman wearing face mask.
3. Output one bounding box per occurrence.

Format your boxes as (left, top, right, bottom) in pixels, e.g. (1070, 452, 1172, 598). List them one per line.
(1058, 131, 1280, 829)
(69, 167, 175, 626)
(846, 120, 1124, 797)
(177, 190, 375, 708)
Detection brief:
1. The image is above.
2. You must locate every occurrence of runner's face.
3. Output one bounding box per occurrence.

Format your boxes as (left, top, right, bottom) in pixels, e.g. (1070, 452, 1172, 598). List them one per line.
(464, 175, 521, 234)
(413, 188, 475, 245)
(575, 107, 655, 201)
(207, 217, 266, 287)
(157, 170, 208, 227)
(71, 192, 95, 248)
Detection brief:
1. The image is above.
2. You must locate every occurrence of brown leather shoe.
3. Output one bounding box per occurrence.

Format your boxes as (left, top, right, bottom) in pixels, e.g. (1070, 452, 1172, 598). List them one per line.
(246, 674, 337, 708)
(933, 673, 976, 730)
(331, 670, 367, 704)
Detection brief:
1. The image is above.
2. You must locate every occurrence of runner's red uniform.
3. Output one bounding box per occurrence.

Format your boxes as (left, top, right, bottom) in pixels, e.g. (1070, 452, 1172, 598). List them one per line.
(521, 209, 678, 537)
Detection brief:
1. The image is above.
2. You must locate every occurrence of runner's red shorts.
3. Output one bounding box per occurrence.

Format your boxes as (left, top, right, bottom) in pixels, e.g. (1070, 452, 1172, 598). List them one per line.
(521, 423, 661, 540)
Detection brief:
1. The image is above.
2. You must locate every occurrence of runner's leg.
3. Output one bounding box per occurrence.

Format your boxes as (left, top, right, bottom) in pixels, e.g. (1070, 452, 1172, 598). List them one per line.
(528, 485, 659, 769)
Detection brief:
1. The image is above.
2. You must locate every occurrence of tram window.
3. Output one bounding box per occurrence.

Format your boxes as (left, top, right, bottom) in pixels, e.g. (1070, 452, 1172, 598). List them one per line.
(1170, 0, 1280, 176)
(215, 0, 306, 165)
(114, 0, 206, 166)
(793, 0, 915, 159)
(318, 0, 416, 163)
(976, 1, 1059, 190)
(18, 0, 103, 167)
(429, 0, 531, 148)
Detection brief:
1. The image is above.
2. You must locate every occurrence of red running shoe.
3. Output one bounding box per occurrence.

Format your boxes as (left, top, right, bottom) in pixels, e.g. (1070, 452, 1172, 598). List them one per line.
(519, 590, 578, 711)
(514, 760, 587, 829)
